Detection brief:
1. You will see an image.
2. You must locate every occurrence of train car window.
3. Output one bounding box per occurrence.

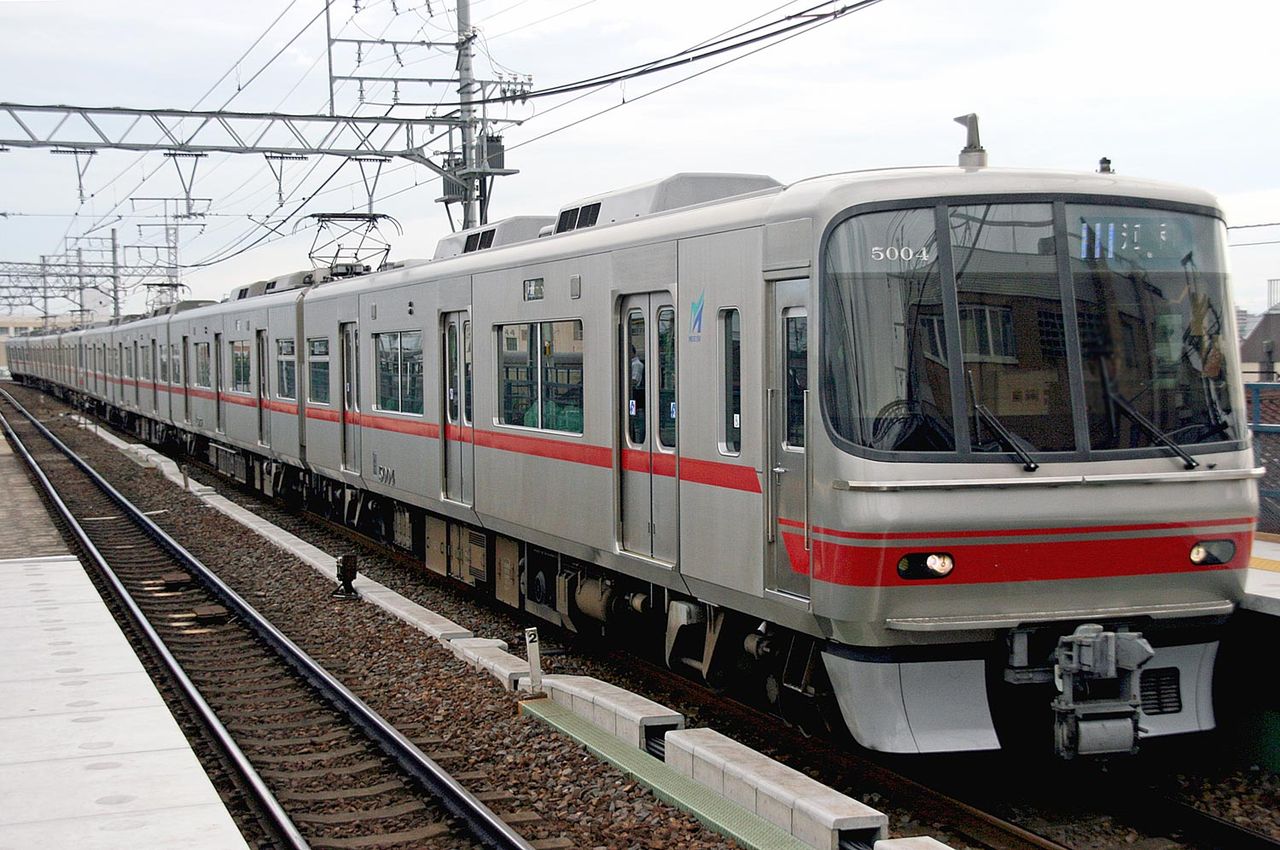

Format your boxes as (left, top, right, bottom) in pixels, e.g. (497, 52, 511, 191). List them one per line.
(140, 344, 151, 381)
(124, 345, 134, 379)
(373, 331, 423, 414)
(445, 324, 460, 421)
(822, 207, 956, 453)
(657, 308, 676, 448)
(276, 339, 296, 400)
(950, 203, 1075, 453)
(1067, 203, 1238, 451)
(784, 314, 807, 447)
(170, 343, 181, 386)
(159, 341, 169, 383)
(721, 309, 741, 454)
(378, 332, 402, 411)
(194, 342, 211, 388)
(231, 341, 252, 393)
(401, 331, 423, 415)
(627, 311, 645, 443)
(498, 321, 583, 433)
(308, 338, 330, 404)
(463, 321, 472, 424)
(541, 320, 583, 434)
(499, 324, 536, 426)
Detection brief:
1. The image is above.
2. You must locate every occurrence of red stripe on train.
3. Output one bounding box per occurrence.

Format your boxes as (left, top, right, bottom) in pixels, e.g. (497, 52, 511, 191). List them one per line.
(472, 428, 613, 468)
(777, 516, 1254, 540)
(782, 529, 1252, 587)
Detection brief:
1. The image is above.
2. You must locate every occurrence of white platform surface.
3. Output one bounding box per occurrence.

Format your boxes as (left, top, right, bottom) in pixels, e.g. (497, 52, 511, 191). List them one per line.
(1245, 536, 1280, 616)
(0, 554, 249, 850)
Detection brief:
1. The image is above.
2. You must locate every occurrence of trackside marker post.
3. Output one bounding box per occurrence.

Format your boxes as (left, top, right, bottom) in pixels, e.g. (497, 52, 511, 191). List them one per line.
(525, 627, 542, 694)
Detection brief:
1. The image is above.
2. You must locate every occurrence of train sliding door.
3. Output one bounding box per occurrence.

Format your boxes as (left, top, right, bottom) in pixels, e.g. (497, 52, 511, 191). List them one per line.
(150, 341, 159, 409)
(256, 329, 270, 446)
(340, 322, 360, 473)
(619, 293, 677, 564)
(213, 333, 225, 432)
(767, 278, 810, 601)
(441, 312, 473, 505)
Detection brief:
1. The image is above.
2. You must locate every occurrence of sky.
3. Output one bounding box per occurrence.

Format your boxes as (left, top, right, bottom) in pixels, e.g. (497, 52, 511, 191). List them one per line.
(1, 0, 1279, 317)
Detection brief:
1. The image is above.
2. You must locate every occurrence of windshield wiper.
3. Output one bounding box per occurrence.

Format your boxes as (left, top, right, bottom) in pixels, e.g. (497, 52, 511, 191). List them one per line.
(1100, 361, 1199, 470)
(967, 371, 1039, 472)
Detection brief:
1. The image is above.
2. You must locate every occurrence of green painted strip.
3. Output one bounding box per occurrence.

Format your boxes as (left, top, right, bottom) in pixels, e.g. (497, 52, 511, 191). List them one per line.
(519, 697, 813, 850)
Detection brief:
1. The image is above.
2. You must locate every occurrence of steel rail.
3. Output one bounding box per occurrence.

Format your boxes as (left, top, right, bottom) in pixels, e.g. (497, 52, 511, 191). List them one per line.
(0, 388, 534, 850)
(0, 396, 309, 850)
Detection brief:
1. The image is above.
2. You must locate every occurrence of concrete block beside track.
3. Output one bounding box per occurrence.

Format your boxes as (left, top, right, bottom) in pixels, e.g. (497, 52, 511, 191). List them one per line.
(470, 647, 531, 690)
(519, 674, 684, 750)
(358, 587, 473, 641)
(449, 636, 508, 664)
(665, 727, 888, 850)
(874, 838, 956, 849)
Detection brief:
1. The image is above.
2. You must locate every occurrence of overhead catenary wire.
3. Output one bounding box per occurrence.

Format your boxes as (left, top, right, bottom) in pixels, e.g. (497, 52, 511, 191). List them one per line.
(54, 0, 323, 253)
(34, 0, 881, 289)
(186, 7, 452, 268)
(183, 0, 886, 266)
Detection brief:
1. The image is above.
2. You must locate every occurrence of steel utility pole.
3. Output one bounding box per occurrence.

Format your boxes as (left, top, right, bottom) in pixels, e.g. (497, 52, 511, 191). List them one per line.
(39, 256, 48, 329)
(110, 228, 120, 319)
(457, 0, 478, 230)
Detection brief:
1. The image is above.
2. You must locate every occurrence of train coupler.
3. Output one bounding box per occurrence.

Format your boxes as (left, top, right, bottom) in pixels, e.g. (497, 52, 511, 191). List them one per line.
(1051, 623, 1154, 758)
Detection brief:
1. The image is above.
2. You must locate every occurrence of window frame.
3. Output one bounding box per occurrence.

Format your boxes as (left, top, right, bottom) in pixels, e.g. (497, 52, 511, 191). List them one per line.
(276, 338, 296, 400)
(193, 341, 212, 388)
(230, 340, 252, 393)
(372, 330, 424, 415)
(307, 337, 331, 405)
(495, 319, 584, 435)
(719, 307, 742, 456)
(817, 193, 1245, 465)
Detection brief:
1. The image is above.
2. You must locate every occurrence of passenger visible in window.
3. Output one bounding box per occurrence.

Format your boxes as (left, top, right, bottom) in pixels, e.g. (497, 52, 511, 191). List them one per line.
(629, 344, 646, 442)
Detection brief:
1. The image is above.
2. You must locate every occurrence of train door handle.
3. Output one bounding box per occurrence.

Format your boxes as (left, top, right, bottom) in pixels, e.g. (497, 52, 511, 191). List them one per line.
(772, 466, 787, 475)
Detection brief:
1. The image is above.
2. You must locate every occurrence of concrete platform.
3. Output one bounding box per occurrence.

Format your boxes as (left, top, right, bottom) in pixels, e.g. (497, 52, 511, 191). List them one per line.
(1245, 534, 1280, 617)
(0, 434, 69, 559)
(0, 553, 249, 849)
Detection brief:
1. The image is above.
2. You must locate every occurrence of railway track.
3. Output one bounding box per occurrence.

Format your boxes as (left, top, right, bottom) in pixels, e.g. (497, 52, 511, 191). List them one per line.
(11, 381, 1280, 850)
(0, 388, 552, 850)
(191, 462, 1280, 850)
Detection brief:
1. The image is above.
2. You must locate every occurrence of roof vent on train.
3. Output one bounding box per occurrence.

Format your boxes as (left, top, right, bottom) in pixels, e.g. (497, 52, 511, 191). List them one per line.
(553, 172, 782, 234)
(228, 269, 322, 302)
(169, 299, 217, 314)
(433, 215, 558, 259)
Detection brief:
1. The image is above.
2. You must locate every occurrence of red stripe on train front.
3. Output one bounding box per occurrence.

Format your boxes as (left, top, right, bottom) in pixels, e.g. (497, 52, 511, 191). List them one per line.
(777, 516, 1254, 541)
(782, 529, 1253, 586)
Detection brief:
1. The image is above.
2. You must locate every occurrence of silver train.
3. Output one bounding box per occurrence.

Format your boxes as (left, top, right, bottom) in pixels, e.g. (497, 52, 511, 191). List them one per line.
(9, 154, 1259, 758)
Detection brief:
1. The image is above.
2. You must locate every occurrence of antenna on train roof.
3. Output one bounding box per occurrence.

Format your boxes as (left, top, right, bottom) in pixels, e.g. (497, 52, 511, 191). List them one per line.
(954, 113, 988, 168)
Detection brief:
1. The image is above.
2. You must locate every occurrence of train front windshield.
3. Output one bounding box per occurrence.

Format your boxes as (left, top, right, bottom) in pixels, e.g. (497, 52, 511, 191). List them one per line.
(820, 201, 1241, 461)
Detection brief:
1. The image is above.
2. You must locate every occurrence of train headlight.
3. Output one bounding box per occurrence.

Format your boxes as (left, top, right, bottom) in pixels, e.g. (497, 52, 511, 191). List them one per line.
(897, 552, 955, 580)
(926, 554, 954, 577)
(1189, 540, 1235, 566)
